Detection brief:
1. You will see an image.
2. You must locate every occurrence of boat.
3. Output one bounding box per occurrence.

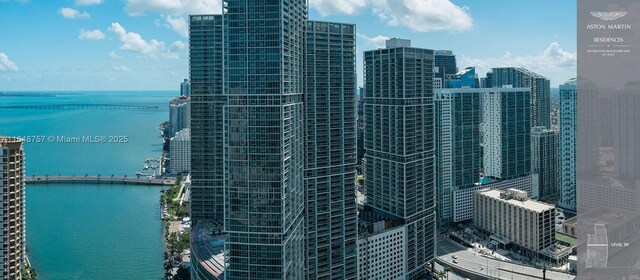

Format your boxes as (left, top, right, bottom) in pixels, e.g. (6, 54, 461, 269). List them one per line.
(144, 165, 149, 170)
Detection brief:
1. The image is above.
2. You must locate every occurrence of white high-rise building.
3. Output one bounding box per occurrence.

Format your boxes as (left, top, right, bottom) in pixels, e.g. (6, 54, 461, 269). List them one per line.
(482, 87, 532, 180)
(170, 128, 191, 175)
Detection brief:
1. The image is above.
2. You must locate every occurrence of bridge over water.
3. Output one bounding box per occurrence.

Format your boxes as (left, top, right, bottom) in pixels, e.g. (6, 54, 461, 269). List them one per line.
(25, 175, 176, 186)
(0, 104, 168, 110)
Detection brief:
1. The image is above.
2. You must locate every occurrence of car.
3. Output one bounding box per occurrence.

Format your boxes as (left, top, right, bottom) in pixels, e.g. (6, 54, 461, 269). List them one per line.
(452, 255, 458, 259)
(453, 259, 459, 264)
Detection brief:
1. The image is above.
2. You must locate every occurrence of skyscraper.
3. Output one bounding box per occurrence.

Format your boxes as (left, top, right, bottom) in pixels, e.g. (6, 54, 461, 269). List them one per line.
(223, 0, 307, 278)
(435, 88, 483, 226)
(169, 96, 190, 137)
(559, 79, 576, 210)
(189, 14, 224, 223)
(181, 78, 190, 96)
(362, 38, 435, 279)
(170, 128, 191, 175)
(444, 66, 478, 89)
(304, 20, 357, 279)
(531, 126, 559, 201)
(0, 137, 26, 279)
(491, 67, 551, 128)
(482, 87, 532, 180)
(434, 50, 457, 76)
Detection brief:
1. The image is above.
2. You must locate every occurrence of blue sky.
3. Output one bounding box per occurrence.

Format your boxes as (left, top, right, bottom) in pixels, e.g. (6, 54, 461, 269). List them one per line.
(0, 0, 576, 91)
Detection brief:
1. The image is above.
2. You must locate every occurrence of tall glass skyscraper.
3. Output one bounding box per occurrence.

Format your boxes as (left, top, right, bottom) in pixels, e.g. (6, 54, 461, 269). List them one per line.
(559, 79, 577, 210)
(190, 14, 225, 223)
(223, 0, 307, 278)
(304, 21, 357, 279)
(363, 38, 436, 279)
(434, 50, 457, 76)
(482, 87, 532, 181)
(491, 67, 551, 129)
(435, 88, 483, 226)
(531, 126, 559, 201)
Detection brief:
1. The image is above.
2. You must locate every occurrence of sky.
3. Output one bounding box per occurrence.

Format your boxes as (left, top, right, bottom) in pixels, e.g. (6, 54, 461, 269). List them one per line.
(0, 0, 576, 91)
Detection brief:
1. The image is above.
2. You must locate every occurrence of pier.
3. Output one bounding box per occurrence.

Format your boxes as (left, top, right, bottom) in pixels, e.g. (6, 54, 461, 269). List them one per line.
(0, 104, 167, 110)
(25, 175, 175, 186)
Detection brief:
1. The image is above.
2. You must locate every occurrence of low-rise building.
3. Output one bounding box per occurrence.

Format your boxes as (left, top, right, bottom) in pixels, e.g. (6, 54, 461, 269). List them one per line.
(474, 188, 565, 262)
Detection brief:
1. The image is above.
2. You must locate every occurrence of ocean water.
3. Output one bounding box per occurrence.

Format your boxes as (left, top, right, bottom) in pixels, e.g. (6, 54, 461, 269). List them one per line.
(0, 91, 176, 279)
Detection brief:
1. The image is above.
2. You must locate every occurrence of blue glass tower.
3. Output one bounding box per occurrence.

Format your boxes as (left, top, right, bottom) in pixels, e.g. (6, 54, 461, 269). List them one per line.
(223, 0, 307, 278)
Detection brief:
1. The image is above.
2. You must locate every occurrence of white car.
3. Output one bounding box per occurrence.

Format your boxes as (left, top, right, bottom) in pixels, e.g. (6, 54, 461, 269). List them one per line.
(452, 255, 458, 259)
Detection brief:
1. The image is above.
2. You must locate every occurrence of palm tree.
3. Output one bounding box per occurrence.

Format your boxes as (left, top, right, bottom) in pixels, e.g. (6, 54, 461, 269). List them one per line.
(444, 267, 451, 279)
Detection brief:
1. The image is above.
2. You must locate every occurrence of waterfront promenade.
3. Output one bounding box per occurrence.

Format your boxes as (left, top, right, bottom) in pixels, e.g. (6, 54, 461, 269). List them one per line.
(25, 175, 175, 186)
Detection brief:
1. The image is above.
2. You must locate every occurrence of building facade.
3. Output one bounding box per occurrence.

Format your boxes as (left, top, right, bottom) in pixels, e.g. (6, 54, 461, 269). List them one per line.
(304, 20, 358, 279)
(531, 126, 559, 201)
(559, 79, 577, 210)
(491, 67, 551, 128)
(482, 87, 532, 180)
(189, 14, 224, 223)
(435, 88, 483, 226)
(170, 96, 190, 137)
(222, 0, 307, 278)
(0, 137, 26, 279)
(363, 38, 435, 279)
(444, 66, 477, 89)
(170, 128, 191, 175)
(434, 50, 457, 76)
(181, 78, 190, 96)
(474, 189, 555, 255)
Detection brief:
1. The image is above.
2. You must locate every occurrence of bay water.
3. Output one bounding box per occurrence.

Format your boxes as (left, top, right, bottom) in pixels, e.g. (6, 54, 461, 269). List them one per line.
(0, 91, 176, 279)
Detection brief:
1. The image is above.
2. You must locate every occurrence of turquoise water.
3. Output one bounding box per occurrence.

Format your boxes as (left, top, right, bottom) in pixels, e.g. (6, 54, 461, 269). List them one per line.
(0, 91, 176, 279)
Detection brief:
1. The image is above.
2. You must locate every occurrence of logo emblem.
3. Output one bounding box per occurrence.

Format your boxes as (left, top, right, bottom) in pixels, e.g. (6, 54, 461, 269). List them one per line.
(591, 11, 627, 21)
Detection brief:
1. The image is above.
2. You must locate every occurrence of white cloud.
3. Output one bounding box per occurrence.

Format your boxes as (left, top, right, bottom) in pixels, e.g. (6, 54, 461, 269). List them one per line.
(108, 22, 184, 59)
(124, 0, 222, 16)
(108, 22, 166, 56)
(75, 0, 103, 5)
(58, 7, 90, 19)
(310, 0, 366, 16)
(169, 41, 187, 52)
(458, 42, 576, 86)
(165, 16, 188, 38)
(113, 65, 131, 72)
(79, 29, 106, 41)
(108, 51, 123, 59)
(0, 53, 18, 72)
(357, 33, 389, 49)
(370, 0, 472, 32)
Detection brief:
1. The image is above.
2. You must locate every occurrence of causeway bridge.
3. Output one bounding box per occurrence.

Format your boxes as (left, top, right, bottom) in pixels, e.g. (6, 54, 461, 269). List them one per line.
(25, 175, 176, 186)
(0, 104, 168, 110)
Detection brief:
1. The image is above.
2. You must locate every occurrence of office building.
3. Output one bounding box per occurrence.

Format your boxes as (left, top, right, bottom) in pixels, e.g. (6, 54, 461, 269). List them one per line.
(474, 189, 558, 259)
(559, 79, 577, 210)
(363, 38, 435, 279)
(531, 126, 559, 201)
(181, 78, 190, 96)
(189, 14, 224, 224)
(482, 87, 532, 180)
(434, 50, 457, 76)
(303, 20, 358, 279)
(170, 128, 191, 175)
(491, 67, 551, 128)
(169, 96, 190, 137)
(435, 88, 483, 225)
(444, 66, 478, 89)
(0, 137, 26, 279)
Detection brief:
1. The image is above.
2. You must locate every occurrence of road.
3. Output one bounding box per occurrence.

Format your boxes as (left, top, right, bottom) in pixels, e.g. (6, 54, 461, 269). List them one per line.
(437, 237, 575, 280)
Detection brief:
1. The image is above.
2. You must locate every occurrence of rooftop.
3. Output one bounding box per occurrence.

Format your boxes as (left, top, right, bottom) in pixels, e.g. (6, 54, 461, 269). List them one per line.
(190, 221, 225, 279)
(478, 188, 555, 212)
